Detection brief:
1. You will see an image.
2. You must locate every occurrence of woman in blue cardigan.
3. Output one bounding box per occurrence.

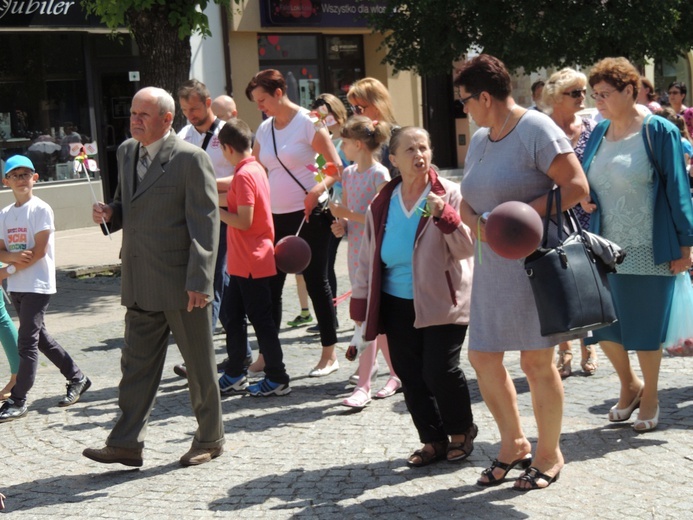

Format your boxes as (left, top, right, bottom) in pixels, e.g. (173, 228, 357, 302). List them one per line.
(581, 58, 693, 433)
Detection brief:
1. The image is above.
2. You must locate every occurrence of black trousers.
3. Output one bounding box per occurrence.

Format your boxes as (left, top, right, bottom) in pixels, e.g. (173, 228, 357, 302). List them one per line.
(271, 210, 337, 347)
(221, 274, 288, 384)
(380, 292, 474, 444)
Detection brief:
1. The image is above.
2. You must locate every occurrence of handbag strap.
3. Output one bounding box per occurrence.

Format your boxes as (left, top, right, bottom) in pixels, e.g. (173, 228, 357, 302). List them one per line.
(644, 115, 675, 218)
(541, 187, 565, 247)
(541, 187, 584, 248)
(270, 118, 309, 195)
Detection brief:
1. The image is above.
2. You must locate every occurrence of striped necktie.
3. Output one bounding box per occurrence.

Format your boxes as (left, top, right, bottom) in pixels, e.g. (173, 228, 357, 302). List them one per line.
(137, 146, 149, 182)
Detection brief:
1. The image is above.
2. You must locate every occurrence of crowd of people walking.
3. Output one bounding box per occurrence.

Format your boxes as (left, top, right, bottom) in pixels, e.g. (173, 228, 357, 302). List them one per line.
(1, 54, 692, 498)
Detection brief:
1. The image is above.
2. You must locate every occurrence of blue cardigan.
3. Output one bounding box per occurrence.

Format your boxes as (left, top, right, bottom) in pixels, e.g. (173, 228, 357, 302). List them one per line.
(581, 115, 693, 265)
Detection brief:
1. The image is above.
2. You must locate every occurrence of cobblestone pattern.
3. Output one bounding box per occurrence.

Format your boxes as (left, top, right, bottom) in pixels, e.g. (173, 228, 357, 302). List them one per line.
(1, 248, 692, 519)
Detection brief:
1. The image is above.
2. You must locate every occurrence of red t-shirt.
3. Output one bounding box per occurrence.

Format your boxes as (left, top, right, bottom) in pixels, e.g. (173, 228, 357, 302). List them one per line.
(226, 156, 276, 278)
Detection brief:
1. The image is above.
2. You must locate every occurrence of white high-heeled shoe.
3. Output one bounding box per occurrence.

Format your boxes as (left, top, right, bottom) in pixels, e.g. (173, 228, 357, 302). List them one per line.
(633, 406, 659, 432)
(608, 387, 643, 422)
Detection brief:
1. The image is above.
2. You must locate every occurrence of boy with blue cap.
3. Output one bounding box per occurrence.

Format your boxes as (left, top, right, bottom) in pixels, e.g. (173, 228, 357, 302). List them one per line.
(0, 155, 90, 422)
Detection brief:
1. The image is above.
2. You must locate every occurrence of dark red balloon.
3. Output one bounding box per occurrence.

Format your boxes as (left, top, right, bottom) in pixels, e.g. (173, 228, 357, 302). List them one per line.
(485, 201, 543, 260)
(274, 235, 312, 274)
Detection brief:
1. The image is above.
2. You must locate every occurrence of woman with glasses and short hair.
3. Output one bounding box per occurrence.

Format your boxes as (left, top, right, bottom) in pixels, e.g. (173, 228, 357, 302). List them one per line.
(581, 57, 693, 433)
(667, 81, 687, 115)
(456, 54, 589, 491)
(542, 68, 599, 378)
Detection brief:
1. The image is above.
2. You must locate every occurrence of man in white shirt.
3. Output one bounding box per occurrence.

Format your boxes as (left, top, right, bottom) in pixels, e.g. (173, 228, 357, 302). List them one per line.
(175, 80, 249, 378)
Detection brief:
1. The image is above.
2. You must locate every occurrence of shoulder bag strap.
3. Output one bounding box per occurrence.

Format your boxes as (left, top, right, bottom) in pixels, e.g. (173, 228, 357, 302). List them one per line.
(644, 115, 674, 216)
(201, 117, 221, 151)
(271, 118, 309, 195)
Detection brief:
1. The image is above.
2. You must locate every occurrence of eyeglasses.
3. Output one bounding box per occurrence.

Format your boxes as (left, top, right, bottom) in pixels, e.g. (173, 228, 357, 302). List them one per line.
(563, 88, 586, 99)
(590, 89, 618, 101)
(459, 92, 481, 107)
(668, 90, 682, 96)
(350, 104, 367, 115)
(6, 172, 33, 181)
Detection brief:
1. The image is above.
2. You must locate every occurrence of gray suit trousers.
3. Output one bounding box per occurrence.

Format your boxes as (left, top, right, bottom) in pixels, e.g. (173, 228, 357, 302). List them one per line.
(107, 304, 224, 451)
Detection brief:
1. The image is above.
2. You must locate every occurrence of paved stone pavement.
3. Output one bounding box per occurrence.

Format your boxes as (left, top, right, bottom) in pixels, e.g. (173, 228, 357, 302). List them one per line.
(1, 227, 692, 518)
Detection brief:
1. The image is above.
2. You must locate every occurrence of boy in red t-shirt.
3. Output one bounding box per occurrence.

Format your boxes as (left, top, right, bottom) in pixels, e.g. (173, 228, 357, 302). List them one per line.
(217, 120, 290, 396)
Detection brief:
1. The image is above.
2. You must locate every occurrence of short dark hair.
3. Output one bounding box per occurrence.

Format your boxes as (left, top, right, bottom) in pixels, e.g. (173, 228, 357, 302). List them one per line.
(245, 69, 286, 101)
(454, 54, 512, 101)
(669, 81, 687, 100)
(176, 79, 210, 103)
(218, 119, 253, 153)
(531, 80, 545, 95)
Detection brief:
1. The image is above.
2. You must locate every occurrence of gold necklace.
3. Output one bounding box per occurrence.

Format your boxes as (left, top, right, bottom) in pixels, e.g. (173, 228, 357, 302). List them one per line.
(479, 105, 517, 163)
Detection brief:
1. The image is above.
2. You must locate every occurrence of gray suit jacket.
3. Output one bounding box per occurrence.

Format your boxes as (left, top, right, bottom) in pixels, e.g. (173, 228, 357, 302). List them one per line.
(107, 133, 219, 311)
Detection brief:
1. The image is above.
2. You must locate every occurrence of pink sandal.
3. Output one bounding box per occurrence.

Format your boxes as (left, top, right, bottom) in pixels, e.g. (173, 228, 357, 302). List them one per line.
(375, 376, 402, 399)
(342, 387, 371, 408)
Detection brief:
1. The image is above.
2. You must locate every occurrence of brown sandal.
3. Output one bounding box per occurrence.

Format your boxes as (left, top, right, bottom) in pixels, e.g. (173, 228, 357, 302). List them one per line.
(556, 350, 573, 379)
(581, 346, 598, 375)
(407, 440, 448, 467)
(447, 423, 478, 462)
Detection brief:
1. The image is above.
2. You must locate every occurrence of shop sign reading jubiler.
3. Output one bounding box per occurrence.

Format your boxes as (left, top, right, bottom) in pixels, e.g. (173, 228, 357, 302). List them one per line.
(0, 0, 102, 26)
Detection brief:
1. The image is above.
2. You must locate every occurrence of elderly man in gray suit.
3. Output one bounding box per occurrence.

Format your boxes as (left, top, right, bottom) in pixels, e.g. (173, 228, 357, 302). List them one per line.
(83, 86, 225, 467)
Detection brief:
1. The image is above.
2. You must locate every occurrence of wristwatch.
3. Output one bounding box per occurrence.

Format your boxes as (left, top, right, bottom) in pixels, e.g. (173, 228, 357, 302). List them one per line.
(6, 265, 16, 275)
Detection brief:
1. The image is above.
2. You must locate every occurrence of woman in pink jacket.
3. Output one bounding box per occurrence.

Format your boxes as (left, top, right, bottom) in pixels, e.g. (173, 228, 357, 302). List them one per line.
(350, 126, 476, 467)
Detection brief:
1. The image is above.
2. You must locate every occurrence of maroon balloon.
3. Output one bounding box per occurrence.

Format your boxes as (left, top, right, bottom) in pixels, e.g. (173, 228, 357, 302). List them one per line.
(485, 201, 543, 260)
(274, 235, 312, 274)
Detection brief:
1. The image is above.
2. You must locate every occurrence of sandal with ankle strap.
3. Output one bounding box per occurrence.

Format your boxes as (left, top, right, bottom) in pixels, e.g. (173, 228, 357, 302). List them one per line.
(407, 440, 448, 467)
(556, 350, 573, 379)
(447, 423, 478, 462)
(477, 455, 532, 487)
(581, 346, 598, 375)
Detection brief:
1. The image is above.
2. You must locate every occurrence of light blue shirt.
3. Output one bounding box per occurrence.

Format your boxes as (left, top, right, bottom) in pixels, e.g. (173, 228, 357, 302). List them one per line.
(381, 184, 430, 299)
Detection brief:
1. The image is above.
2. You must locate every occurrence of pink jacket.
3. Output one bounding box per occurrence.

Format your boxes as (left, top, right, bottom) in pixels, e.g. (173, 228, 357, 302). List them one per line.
(349, 168, 475, 341)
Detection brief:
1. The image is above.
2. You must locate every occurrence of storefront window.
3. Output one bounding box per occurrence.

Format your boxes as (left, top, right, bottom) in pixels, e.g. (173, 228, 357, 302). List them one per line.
(258, 33, 364, 111)
(0, 33, 93, 182)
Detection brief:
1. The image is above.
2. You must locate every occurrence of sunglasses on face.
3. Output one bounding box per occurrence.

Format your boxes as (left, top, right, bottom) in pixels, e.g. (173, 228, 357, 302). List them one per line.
(350, 104, 367, 115)
(669, 90, 681, 96)
(563, 88, 586, 99)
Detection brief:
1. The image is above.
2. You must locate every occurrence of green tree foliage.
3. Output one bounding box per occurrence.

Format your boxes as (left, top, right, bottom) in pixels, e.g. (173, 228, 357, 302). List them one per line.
(81, 0, 233, 125)
(368, 0, 693, 74)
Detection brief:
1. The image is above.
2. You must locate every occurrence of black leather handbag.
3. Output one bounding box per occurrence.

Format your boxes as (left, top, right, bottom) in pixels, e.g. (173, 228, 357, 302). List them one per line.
(524, 188, 623, 337)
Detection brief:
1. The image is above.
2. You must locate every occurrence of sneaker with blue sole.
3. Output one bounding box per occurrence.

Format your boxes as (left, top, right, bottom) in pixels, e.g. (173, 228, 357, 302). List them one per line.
(247, 378, 291, 397)
(218, 373, 248, 395)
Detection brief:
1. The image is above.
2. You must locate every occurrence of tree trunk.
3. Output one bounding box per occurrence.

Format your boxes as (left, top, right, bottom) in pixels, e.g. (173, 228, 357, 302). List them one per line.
(127, 5, 191, 129)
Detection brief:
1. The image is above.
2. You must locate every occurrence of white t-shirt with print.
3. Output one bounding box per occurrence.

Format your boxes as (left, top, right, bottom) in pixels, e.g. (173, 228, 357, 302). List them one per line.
(255, 109, 318, 214)
(178, 119, 235, 179)
(0, 196, 56, 294)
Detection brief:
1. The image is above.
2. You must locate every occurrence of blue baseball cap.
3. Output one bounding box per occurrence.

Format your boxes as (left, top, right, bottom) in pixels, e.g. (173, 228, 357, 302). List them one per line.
(4, 155, 35, 176)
